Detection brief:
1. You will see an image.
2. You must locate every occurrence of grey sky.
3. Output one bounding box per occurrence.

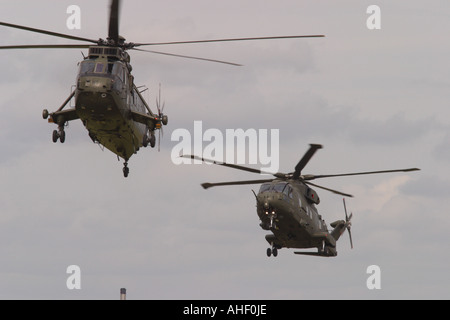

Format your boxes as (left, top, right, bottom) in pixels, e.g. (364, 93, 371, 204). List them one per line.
(0, 0, 449, 299)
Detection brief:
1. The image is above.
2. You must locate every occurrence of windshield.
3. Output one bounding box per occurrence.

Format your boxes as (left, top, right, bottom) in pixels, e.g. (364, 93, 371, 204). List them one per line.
(273, 182, 287, 193)
(80, 61, 96, 74)
(80, 61, 123, 76)
(259, 183, 272, 193)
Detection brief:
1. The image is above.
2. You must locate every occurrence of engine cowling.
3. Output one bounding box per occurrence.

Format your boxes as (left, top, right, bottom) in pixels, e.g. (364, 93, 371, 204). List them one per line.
(306, 187, 320, 204)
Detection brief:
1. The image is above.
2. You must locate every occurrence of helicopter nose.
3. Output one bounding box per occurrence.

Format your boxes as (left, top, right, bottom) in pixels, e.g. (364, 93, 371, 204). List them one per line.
(258, 193, 281, 213)
(79, 75, 112, 92)
(259, 191, 282, 203)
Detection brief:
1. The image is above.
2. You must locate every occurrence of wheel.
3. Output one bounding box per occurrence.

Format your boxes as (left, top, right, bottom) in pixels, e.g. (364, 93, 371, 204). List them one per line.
(162, 115, 168, 126)
(142, 135, 149, 147)
(272, 247, 278, 257)
(123, 166, 129, 178)
(59, 130, 65, 143)
(52, 130, 59, 143)
(149, 134, 156, 148)
(266, 248, 272, 257)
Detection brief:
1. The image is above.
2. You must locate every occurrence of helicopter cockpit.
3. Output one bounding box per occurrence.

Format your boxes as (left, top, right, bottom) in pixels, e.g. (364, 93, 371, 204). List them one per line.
(79, 60, 124, 76)
(259, 183, 272, 193)
(78, 60, 126, 92)
(259, 182, 294, 200)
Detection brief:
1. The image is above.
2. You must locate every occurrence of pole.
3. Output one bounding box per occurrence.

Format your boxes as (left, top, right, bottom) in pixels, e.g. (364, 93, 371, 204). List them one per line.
(120, 288, 126, 300)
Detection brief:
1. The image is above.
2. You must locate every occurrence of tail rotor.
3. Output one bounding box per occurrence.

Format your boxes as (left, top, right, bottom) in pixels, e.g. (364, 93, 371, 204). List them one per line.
(343, 198, 354, 249)
(155, 83, 168, 151)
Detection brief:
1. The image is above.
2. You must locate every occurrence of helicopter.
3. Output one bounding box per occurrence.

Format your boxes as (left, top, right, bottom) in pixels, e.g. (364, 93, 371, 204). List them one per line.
(0, 0, 324, 177)
(183, 144, 420, 257)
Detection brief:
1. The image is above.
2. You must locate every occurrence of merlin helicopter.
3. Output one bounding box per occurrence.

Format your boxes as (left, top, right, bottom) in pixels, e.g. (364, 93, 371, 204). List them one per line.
(183, 144, 420, 257)
(0, 0, 324, 177)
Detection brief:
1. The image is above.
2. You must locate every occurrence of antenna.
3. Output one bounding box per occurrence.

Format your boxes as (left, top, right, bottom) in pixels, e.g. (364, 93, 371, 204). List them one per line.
(120, 288, 127, 300)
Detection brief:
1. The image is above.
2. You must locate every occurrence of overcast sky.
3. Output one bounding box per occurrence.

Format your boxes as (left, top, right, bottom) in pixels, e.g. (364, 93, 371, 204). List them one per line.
(0, 0, 449, 300)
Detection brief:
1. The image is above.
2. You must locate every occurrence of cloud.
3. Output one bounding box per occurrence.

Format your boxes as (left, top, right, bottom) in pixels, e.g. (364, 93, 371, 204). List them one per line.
(432, 133, 450, 163)
(400, 174, 450, 199)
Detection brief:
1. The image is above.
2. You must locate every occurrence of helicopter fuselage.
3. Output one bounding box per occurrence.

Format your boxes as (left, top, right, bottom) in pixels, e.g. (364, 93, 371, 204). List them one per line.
(256, 179, 341, 256)
(44, 46, 166, 176)
(76, 53, 147, 161)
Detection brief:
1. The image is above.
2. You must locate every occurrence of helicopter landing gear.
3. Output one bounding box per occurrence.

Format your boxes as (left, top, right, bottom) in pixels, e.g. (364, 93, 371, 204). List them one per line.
(123, 161, 130, 178)
(149, 133, 156, 148)
(142, 133, 156, 148)
(318, 240, 326, 255)
(269, 214, 278, 230)
(52, 126, 65, 143)
(266, 244, 278, 257)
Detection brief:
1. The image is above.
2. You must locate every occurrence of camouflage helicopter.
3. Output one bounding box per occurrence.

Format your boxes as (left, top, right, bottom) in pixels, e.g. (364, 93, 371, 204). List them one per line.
(183, 144, 420, 257)
(0, 0, 324, 177)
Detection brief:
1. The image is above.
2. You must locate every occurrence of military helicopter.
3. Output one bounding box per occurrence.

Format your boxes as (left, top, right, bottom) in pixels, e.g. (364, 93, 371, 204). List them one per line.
(183, 144, 420, 257)
(0, 0, 324, 177)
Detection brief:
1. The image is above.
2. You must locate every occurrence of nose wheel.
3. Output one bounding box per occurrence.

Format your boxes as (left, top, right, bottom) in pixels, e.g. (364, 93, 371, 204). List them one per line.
(123, 162, 129, 178)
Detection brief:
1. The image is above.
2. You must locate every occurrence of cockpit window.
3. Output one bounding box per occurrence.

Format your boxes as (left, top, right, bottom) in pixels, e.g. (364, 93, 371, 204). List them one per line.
(273, 182, 287, 193)
(107, 63, 114, 73)
(95, 63, 104, 73)
(259, 183, 271, 193)
(283, 185, 294, 198)
(80, 61, 122, 75)
(80, 61, 95, 74)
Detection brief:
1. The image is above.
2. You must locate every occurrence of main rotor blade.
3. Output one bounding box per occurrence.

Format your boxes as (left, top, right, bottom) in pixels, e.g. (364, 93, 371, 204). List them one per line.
(292, 144, 323, 180)
(202, 179, 274, 190)
(133, 35, 325, 47)
(303, 168, 420, 180)
(0, 21, 98, 44)
(131, 48, 242, 66)
(0, 44, 92, 50)
(305, 181, 353, 198)
(108, 0, 120, 44)
(181, 155, 284, 177)
(343, 198, 348, 220)
(348, 228, 354, 249)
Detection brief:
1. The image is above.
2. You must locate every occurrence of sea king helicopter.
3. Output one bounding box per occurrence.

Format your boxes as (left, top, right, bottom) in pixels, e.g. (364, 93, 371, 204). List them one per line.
(0, 0, 324, 177)
(183, 144, 420, 257)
